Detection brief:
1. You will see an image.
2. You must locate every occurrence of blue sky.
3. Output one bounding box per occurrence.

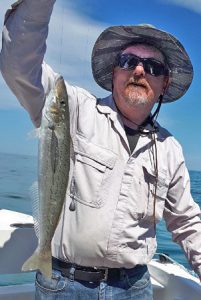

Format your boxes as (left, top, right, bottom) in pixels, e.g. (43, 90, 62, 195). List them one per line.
(0, 0, 201, 170)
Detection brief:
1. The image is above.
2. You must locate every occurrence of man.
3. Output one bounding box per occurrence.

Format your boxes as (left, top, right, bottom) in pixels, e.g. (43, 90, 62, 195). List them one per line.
(1, 1, 201, 299)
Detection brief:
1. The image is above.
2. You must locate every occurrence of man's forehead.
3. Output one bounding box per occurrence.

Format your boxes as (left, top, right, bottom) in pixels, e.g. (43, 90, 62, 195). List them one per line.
(122, 44, 165, 61)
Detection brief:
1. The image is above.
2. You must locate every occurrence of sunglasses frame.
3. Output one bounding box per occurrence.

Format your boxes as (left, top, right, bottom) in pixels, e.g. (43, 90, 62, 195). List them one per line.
(115, 53, 169, 77)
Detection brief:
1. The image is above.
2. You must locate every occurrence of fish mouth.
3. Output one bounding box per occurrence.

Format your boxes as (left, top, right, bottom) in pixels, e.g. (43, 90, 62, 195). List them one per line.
(49, 102, 59, 114)
(45, 105, 61, 126)
(50, 108, 60, 116)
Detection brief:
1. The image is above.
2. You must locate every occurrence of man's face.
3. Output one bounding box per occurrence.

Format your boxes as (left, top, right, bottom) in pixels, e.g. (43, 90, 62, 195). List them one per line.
(112, 44, 169, 122)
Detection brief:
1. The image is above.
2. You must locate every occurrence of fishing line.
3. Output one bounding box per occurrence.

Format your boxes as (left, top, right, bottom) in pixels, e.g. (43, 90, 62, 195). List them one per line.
(58, 0, 65, 73)
(82, 25, 90, 84)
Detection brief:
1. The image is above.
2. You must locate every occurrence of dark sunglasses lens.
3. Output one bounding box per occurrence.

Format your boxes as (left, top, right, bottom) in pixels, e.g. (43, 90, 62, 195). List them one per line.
(145, 60, 167, 76)
(118, 54, 138, 70)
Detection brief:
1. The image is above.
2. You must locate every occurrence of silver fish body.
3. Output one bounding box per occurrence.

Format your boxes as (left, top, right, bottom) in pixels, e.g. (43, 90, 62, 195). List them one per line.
(22, 76, 70, 278)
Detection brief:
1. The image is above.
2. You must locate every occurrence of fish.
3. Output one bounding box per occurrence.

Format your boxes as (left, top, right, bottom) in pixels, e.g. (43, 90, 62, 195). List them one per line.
(22, 76, 70, 278)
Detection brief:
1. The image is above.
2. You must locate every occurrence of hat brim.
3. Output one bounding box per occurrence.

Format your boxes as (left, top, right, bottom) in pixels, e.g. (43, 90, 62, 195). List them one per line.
(91, 25, 193, 103)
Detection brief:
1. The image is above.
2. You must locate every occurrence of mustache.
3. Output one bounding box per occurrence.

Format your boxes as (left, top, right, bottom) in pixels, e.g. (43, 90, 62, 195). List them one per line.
(127, 78, 149, 88)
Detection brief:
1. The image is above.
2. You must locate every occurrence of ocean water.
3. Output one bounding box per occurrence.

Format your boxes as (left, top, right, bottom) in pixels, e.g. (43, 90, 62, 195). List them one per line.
(0, 152, 201, 285)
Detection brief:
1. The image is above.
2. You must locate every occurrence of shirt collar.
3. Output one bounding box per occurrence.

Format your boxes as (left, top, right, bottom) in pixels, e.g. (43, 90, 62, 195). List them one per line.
(96, 94, 154, 131)
(96, 94, 117, 119)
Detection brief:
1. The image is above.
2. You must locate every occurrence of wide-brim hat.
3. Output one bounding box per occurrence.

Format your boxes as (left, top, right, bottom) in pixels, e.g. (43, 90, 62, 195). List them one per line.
(91, 24, 193, 103)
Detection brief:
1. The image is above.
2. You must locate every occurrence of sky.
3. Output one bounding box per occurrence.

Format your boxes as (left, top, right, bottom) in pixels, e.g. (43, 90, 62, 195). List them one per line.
(0, 0, 201, 170)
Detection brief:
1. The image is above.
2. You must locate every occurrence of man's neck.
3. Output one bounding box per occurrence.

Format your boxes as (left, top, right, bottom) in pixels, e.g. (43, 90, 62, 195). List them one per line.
(119, 112, 151, 130)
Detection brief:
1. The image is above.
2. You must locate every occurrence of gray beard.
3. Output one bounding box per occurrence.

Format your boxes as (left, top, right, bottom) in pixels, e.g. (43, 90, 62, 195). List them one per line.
(125, 90, 148, 106)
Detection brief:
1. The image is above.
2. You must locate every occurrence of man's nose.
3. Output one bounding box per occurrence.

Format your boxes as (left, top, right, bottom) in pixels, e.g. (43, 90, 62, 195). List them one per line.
(132, 63, 145, 77)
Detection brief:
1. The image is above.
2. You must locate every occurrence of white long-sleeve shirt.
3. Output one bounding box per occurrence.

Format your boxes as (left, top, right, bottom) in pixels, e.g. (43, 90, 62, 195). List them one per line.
(1, 0, 201, 279)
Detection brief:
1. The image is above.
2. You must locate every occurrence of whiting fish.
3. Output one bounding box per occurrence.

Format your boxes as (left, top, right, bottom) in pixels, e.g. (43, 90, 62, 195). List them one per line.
(22, 76, 70, 278)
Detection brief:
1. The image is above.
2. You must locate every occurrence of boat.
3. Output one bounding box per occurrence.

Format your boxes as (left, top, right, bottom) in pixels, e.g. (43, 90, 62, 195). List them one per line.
(0, 208, 201, 300)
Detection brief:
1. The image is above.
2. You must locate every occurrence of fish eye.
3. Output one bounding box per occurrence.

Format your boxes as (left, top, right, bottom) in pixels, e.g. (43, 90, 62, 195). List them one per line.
(60, 99, 66, 105)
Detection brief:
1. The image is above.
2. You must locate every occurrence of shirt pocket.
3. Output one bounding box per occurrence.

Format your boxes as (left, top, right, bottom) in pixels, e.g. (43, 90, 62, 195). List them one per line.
(129, 164, 169, 221)
(69, 135, 116, 208)
(143, 165, 169, 221)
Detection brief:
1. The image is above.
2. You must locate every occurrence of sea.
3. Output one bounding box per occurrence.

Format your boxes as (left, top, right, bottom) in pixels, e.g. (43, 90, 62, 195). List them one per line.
(0, 152, 201, 285)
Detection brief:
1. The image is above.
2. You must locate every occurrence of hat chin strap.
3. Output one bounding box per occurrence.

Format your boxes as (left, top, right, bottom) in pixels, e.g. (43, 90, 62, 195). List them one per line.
(138, 94, 163, 135)
(150, 94, 163, 123)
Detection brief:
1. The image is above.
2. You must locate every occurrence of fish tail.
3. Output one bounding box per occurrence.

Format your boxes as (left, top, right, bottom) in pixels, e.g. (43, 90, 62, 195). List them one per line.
(22, 248, 52, 279)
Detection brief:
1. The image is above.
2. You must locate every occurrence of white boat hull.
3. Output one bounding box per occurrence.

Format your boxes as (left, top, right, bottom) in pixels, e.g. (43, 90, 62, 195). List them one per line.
(0, 209, 200, 300)
(0, 284, 34, 300)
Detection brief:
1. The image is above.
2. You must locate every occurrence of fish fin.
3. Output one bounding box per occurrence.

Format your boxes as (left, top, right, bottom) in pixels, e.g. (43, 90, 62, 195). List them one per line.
(22, 249, 52, 279)
(27, 128, 41, 139)
(30, 181, 40, 238)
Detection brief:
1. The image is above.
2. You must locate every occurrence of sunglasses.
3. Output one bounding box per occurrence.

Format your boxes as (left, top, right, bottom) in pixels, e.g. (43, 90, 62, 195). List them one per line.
(115, 53, 169, 77)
